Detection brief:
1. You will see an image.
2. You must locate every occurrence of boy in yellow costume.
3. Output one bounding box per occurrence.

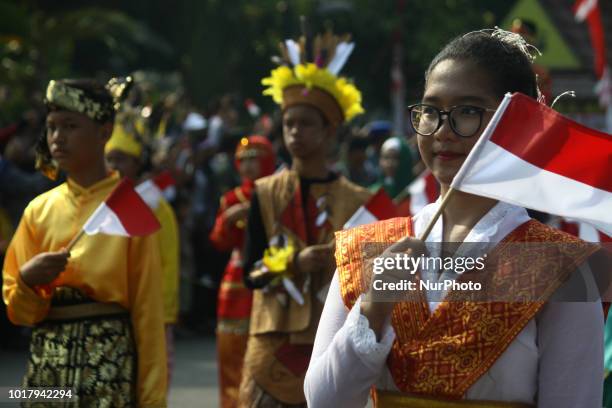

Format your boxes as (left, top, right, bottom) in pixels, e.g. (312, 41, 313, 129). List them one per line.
(238, 30, 371, 407)
(2, 78, 167, 407)
(105, 121, 180, 384)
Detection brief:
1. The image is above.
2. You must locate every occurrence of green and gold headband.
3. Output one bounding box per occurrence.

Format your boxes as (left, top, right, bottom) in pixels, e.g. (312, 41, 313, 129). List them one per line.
(38, 77, 133, 180)
(44, 80, 115, 122)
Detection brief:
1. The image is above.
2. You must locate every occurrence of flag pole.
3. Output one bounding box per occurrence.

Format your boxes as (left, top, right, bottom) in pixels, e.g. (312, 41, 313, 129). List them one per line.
(418, 188, 456, 241)
(417, 94, 513, 241)
(66, 229, 85, 252)
(64, 191, 107, 253)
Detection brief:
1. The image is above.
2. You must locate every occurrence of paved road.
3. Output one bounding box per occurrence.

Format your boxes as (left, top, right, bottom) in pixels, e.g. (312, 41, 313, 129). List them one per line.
(0, 334, 374, 407)
(0, 331, 218, 407)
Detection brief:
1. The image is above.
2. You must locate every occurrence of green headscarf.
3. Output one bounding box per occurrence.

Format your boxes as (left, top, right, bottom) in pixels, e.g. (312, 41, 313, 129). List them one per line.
(369, 136, 414, 199)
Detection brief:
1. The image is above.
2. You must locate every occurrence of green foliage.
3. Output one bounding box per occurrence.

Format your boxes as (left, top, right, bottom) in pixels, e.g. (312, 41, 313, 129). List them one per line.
(124, 0, 513, 119)
(0, 1, 171, 120)
(0, 0, 516, 122)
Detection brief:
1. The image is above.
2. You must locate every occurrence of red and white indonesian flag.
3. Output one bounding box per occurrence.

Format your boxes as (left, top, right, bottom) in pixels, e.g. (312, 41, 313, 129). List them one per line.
(135, 171, 177, 210)
(82, 178, 161, 236)
(408, 170, 440, 215)
(452, 92, 612, 236)
(553, 217, 612, 243)
(344, 188, 398, 229)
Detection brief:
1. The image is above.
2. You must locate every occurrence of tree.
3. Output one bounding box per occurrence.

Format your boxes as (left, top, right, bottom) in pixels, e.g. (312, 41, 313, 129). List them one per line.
(0, 0, 171, 120)
(1, 0, 516, 122)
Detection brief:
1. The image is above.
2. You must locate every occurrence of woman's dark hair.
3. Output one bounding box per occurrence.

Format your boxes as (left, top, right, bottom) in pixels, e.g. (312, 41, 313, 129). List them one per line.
(425, 30, 539, 99)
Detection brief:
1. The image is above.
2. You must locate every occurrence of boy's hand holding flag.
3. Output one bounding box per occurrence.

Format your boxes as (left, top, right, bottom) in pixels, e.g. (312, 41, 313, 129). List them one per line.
(37, 178, 160, 295)
(67, 178, 161, 250)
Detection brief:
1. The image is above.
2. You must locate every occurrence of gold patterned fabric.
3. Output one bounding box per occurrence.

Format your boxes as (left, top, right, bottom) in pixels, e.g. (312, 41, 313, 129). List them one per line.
(335, 217, 413, 304)
(23, 287, 136, 408)
(335, 217, 597, 399)
(373, 390, 534, 408)
(45, 80, 114, 123)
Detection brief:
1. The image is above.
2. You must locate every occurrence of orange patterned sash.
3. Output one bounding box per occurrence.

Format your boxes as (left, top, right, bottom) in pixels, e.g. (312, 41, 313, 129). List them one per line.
(335, 217, 597, 399)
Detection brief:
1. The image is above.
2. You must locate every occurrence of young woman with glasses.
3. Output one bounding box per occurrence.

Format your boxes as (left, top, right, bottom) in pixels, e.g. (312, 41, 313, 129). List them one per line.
(304, 29, 604, 408)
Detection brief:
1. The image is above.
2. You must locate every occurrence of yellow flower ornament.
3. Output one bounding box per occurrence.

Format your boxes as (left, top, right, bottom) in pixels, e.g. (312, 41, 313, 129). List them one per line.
(262, 242, 296, 275)
(262, 63, 363, 123)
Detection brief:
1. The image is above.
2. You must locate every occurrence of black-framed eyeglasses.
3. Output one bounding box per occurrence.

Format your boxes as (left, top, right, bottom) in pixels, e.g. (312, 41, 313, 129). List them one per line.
(407, 104, 497, 138)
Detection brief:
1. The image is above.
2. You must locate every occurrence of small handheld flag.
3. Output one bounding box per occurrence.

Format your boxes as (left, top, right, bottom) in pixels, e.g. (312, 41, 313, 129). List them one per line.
(67, 178, 161, 251)
(135, 171, 177, 210)
(343, 188, 398, 229)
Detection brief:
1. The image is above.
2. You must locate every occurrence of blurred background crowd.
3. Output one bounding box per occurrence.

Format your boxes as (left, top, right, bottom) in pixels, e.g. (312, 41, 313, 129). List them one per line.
(0, 0, 610, 347)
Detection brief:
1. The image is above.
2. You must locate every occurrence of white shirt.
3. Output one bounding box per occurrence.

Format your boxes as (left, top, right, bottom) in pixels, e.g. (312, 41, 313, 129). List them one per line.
(304, 201, 603, 408)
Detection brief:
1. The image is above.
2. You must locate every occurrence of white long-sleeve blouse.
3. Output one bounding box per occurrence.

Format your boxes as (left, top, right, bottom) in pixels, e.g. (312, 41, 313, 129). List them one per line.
(305, 201, 603, 408)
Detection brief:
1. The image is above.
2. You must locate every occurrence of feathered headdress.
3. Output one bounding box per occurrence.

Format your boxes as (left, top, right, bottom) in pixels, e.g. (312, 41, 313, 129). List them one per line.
(262, 24, 364, 126)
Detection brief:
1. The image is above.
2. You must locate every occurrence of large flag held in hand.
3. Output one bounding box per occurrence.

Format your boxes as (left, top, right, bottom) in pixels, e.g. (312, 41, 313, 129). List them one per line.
(452, 92, 612, 235)
(344, 188, 398, 229)
(82, 178, 161, 237)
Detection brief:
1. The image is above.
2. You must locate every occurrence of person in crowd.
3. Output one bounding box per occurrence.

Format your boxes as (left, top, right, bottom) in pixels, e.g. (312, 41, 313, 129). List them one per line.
(238, 31, 372, 407)
(369, 136, 414, 215)
(2, 78, 167, 407)
(305, 28, 604, 408)
(362, 120, 392, 181)
(339, 135, 377, 188)
(105, 121, 180, 388)
(209, 135, 276, 408)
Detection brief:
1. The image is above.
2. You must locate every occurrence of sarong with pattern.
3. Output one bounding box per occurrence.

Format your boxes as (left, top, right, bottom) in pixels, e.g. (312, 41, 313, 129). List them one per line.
(22, 287, 136, 408)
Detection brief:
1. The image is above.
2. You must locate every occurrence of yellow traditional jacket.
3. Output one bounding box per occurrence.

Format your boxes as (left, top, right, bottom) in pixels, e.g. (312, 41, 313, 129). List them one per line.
(154, 197, 180, 324)
(2, 173, 167, 407)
